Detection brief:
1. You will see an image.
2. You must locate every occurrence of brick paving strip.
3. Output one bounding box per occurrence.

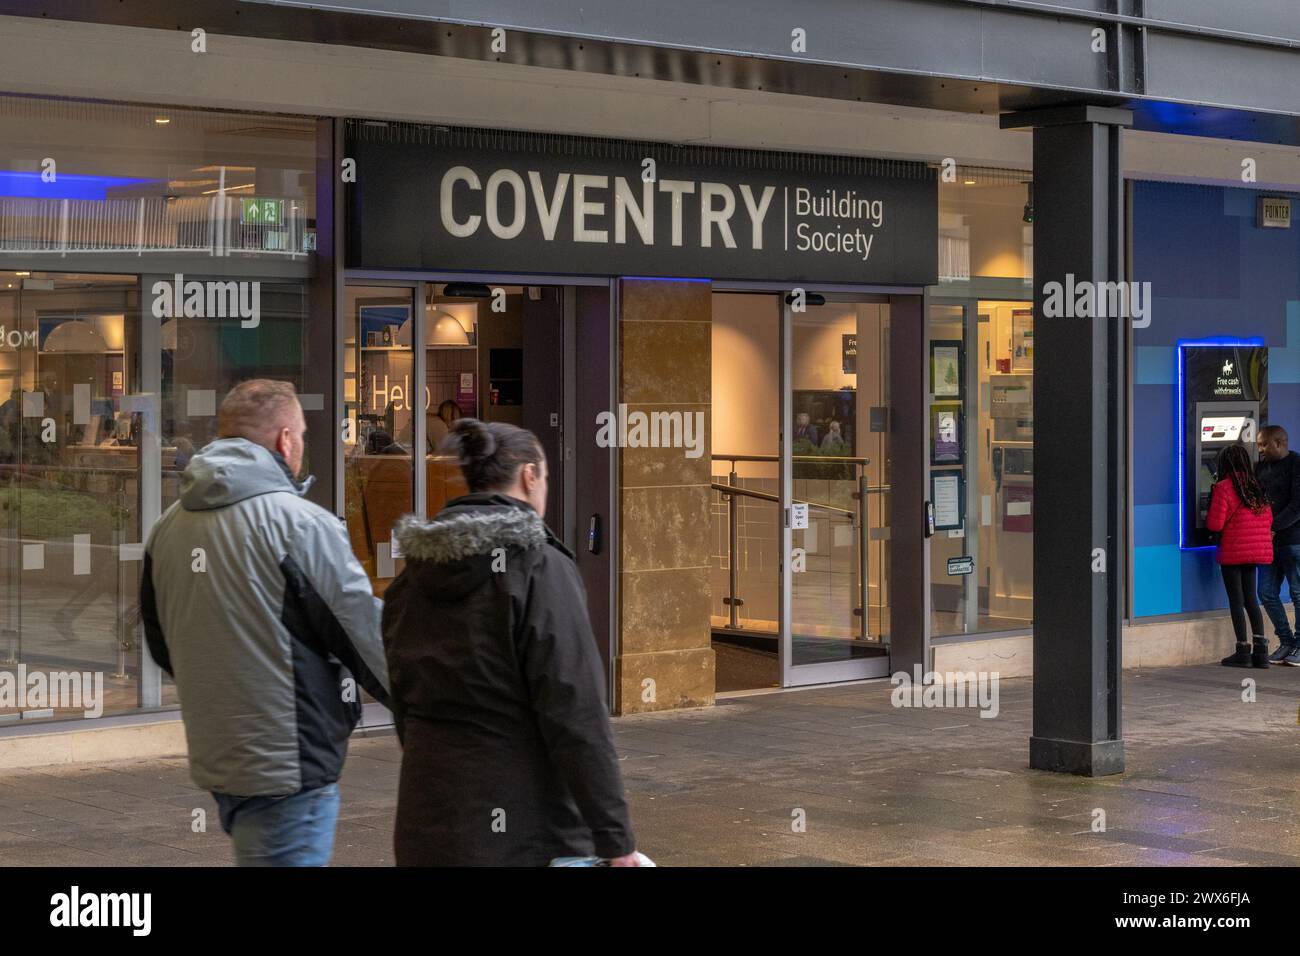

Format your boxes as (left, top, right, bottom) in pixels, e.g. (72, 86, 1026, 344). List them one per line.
(0, 664, 1296, 866)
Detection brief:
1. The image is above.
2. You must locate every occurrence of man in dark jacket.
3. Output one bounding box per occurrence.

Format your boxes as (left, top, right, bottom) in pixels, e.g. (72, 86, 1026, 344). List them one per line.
(1255, 425, 1300, 665)
(141, 380, 390, 865)
(384, 419, 638, 866)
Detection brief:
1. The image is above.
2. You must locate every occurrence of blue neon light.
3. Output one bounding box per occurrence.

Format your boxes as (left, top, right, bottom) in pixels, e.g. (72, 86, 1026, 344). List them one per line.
(0, 171, 157, 201)
(1175, 336, 1265, 550)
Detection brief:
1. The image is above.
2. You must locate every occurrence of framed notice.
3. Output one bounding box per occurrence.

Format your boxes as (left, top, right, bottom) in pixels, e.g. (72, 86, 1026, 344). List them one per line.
(931, 470, 964, 531)
(930, 340, 963, 399)
(930, 402, 963, 465)
(1011, 309, 1034, 372)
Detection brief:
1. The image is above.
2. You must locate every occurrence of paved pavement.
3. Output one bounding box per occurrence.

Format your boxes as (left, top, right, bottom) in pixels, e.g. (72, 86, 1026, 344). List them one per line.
(0, 664, 1297, 866)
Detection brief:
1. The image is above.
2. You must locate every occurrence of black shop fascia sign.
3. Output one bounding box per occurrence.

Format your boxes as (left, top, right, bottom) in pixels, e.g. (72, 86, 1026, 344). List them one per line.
(344, 122, 938, 285)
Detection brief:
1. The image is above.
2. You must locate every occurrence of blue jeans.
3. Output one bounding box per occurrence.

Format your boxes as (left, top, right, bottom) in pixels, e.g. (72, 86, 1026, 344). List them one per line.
(1257, 543, 1300, 643)
(212, 783, 340, 867)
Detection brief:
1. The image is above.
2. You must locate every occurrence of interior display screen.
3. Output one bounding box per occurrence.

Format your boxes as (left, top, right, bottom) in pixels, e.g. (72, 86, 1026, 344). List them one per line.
(1200, 416, 1251, 442)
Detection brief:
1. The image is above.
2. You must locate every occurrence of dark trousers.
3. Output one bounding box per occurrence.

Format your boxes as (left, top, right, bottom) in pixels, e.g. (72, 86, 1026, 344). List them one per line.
(1221, 564, 1264, 644)
(1257, 543, 1300, 643)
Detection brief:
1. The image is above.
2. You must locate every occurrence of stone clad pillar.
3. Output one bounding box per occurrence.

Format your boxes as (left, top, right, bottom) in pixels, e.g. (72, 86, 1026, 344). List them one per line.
(614, 278, 715, 714)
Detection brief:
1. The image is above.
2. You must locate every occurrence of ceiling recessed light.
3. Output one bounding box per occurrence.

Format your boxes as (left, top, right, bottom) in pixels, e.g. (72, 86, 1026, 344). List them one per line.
(154, 116, 171, 125)
(15, 271, 29, 276)
(963, 179, 976, 185)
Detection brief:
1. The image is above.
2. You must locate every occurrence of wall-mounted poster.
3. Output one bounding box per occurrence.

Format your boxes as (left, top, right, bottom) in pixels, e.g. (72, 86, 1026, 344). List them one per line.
(930, 340, 962, 398)
(930, 402, 963, 465)
(931, 470, 964, 530)
(1011, 309, 1034, 372)
(456, 371, 477, 417)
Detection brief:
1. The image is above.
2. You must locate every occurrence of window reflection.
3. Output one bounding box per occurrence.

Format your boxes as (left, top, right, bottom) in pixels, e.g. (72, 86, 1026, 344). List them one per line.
(928, 300, 1034, 636)
(0, 273, 140, 719)
(344, 287, 417, 595)
(0, 96, 320, 724)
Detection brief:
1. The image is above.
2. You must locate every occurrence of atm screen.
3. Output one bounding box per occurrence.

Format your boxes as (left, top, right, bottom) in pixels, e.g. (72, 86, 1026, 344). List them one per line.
(1200, 416, 1251, 443)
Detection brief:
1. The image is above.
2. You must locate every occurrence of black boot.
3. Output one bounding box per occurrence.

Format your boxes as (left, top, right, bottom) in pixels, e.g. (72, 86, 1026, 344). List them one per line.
(1251, 636, 1271, 669)
(1221, 641, 1252, 667)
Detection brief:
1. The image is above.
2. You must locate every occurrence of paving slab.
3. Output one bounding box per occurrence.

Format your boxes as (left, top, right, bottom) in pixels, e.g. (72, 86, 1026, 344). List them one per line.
(0, 664, 1295, 866)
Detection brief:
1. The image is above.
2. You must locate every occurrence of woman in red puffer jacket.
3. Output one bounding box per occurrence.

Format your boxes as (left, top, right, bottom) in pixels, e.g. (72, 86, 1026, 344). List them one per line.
(1206, 442, 1274, 668)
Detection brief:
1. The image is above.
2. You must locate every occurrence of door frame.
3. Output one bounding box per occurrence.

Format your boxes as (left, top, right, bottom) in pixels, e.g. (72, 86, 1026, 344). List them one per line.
(341, 270, 618, 706)
(713, 281, 923, 688)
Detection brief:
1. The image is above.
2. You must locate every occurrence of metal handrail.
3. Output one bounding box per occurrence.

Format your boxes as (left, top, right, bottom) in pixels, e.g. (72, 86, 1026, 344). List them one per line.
(710, 481, 854, 518)
(713, 452, 872, 465)
(712, 451, 891, 640)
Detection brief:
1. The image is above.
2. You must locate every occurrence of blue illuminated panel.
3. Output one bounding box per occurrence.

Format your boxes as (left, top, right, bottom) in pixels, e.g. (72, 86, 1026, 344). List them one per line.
(0, 171, 156, 201)
(1176, 337, 1265, 550)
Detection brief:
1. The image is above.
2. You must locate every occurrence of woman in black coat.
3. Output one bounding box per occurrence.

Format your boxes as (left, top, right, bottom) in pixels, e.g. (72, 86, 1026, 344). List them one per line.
(383, 418, 639, 866)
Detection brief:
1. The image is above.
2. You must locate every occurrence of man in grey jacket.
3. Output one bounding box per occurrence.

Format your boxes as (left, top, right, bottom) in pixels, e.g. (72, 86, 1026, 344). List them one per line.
(141, 379, 390, 866)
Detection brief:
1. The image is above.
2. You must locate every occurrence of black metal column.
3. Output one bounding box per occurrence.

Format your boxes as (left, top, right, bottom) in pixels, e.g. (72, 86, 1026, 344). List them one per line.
(1002, 105, 1131, 776)
(888, 293, 928, 675)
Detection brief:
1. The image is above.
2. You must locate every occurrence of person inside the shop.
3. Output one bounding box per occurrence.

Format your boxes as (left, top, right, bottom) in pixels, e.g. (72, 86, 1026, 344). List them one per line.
(1255, 424, 1300, 665)
(427, 399, 462, 453)
(1206, 442, 1274, 668)
(794, 411, 820, 446)
(820, 419, 846, 452)
(382, 417, 643, 866)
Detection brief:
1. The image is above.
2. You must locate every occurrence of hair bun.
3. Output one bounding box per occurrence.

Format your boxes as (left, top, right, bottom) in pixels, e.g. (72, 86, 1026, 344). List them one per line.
(449, 417, 495, 465)
(441, 418, 544, 495)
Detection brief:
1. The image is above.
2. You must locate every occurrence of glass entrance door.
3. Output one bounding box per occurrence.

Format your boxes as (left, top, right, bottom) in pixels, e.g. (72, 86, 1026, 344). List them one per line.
(780, 295, 893, 686)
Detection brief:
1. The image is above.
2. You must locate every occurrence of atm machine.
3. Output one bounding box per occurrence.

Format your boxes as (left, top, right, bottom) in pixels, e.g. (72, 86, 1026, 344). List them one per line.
(1179, 341, 1267, 549)
(1193, 408, 1258, 531)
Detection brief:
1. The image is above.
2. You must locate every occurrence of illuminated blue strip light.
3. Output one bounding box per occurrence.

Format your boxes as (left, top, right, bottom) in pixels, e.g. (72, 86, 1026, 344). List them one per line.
(1176, 336, 1265, 550)
(0, 171, 156, 201)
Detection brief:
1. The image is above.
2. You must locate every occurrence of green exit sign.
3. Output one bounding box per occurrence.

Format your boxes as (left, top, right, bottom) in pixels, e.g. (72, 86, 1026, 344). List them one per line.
(240, 198, 283, 226)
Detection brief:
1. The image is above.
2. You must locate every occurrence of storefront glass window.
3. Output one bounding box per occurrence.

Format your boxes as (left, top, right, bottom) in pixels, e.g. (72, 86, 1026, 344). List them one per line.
(0, 96, 320, 723)
(938, 167, 1033, 288)
(931, 165, 1034, 637)
(928, 301, 1034, 637)
(342, 282, 483, 595)
(344, 285, 416, 595)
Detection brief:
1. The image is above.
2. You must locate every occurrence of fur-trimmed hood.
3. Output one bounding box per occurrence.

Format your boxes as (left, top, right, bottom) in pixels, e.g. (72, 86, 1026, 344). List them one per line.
(394, 494, 548, 564)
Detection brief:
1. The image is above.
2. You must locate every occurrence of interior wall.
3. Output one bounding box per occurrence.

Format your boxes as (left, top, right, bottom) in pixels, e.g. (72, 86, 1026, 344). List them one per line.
(710, 293, 778, 476)
(474, 294, 523, 426)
